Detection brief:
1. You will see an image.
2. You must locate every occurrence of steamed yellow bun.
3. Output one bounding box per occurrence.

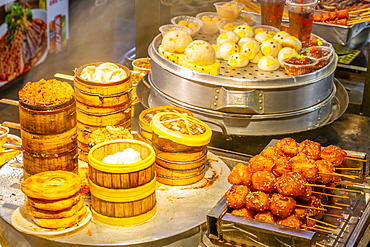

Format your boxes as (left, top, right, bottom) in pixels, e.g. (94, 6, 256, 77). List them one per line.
(161, 30, 193, 53)
(184, 40, 216, 66)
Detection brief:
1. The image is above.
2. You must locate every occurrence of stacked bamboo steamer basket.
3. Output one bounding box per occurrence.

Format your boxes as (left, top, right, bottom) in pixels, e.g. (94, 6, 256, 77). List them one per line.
(87, 139, 157, 225)
(150, 112, 212, 186)
(18, 79, 78, 177)
(73, 62, 132, 162)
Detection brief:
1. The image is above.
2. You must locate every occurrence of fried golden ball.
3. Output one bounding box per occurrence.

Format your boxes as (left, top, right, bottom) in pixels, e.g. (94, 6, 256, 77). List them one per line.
(275, 137, 299, 157)
(315, 159, 338, 185)
(269, 193, 296, 218)
(251, 171, 276, 192)
(261, 147, 286, 161)
(228, 163, 253, 186)
(231, 207, 255, 218)
(272, 156, 293, 177)
(320, 145, 347, 166)
(248, 154, 275, 172)
(225, 185, 250, 209)
(254, 211, 277, 223)
(298, 140, 321, 160)
(277, 215, 303, 229)
(291, 161, 319, 183)
(245, 191, 270, 211)
(276, 172, 307, 197)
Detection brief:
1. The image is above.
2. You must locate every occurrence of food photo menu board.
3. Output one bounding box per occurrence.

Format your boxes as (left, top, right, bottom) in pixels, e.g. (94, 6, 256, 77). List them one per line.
(0, 0, 68, 85)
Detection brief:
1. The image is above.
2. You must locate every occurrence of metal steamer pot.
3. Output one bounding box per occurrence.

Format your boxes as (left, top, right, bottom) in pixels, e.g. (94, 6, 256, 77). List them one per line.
(138, 75, 348, 155)
(149, 34, 337, 115)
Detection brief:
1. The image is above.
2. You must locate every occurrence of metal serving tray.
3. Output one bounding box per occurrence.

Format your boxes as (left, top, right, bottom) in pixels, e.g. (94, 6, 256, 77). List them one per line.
(206, 140, 370, 247)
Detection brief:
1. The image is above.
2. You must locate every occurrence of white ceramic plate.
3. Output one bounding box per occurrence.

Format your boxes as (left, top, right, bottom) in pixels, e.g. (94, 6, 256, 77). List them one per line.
(11, 205, 92, 236)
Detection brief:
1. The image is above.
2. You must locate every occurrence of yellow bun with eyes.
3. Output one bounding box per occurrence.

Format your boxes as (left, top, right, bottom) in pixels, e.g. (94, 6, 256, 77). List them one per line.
(258, 56, 280, 71)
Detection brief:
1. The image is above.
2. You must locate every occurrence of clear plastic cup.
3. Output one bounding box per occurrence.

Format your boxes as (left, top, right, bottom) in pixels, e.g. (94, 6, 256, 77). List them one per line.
(286, 0, 318, 48)
(196, 12, 221, 34)
(282, 55, 318, 76)
(301, 46, 334, 69)
(260, 0, 286, 28)
(214, 1, 245, 20)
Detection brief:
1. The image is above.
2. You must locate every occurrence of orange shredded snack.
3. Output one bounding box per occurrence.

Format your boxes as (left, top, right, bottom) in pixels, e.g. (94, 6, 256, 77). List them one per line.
(19, 79, 74, 106)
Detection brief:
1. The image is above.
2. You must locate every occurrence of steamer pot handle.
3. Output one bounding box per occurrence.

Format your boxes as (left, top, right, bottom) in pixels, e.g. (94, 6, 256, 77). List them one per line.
(211, 87, 264, 114)
(196, 117, 231, 141)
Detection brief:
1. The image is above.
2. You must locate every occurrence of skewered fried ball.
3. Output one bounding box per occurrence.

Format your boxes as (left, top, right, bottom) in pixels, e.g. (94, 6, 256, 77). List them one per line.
(298, 140, 321, 160)
(276, 172, 307, 197)
(275, 137, 299, 157)
(291, 160, 319, 183)
(254, 210, 277, 223)
(272, 156, 293, 177)
(248, 154, 275, 172)
(228, 163, 253, 186)
(251, 171, 276, 192)
(245, 191, 270, 211)
(277, 215, 303, 229)
(261, 146, 286, 161)
(291, 152, 310, 163)
(294, 183, 313, 202)
(231, 207, 255, 218)
(292, 207, 308, 222)
(320, 145, 347, 166)
(269, 193, 296, 218)
(315, 159, 339, 185)
(306, 195, 325, 220)
(225, 185, 250, 209)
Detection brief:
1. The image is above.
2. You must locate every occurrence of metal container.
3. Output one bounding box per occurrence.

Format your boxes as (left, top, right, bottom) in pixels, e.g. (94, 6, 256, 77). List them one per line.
(205, 140, 370, 247)
(149, 34, 337, 115)
(137, 77, 348, 155)
(148, 75, 336, 136)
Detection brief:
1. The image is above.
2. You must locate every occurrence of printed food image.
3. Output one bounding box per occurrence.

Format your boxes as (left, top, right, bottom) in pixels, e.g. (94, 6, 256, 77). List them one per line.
(0, 4, 47, 81)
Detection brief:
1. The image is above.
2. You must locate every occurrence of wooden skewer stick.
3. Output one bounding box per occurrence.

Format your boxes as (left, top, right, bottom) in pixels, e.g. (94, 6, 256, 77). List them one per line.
(346, 154, 365, 158)
(334, 202, 350, 207)
(312, 191, 350, 199)
(316, 243, 326, 247)
(336, 181, 365, 187)
(296, 204, 326, 211)
(322, 186, 362, 193)
(319, 172, 359, 179)
(305, 184, 360, 193)
(54, 73, 74, 81)
(322, 204, 342, 210)
(323, 213, 345, 218)
(347, 18, 370, 25)
(307, 217, 337, 228)
(315, 225, 340, 232)
(306, 226, 333, 233)
(348, 7, 370, 13)
(336, 167, 362, 170)
(344, 157, 367, 162)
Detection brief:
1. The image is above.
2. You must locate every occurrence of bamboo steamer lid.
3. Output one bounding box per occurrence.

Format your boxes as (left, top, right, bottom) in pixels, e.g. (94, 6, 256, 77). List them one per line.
(139, 106, 194, 133)
(150, 112, 212, 147)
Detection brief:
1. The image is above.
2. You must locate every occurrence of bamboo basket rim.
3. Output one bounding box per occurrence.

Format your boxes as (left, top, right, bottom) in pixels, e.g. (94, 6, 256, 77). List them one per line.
(88, 177, 157, 202)
(74, 62, 131, 87)
(88, 139, 155, 173)
(90, 205, 157, 226)
(19, 96, 76, 112)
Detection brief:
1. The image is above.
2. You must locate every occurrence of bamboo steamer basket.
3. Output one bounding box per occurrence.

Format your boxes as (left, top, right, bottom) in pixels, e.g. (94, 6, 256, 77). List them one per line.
(22, 147, 78, 176)
(21, 127, 77, 155)
(138, 106, 194, 143)
(88, 139, 157, 225)
(18, 97, 76, 135)
(74, 62, 132, 107)
(89, 177, 157, 225)
(151, 112, 212, 186)
(88, 139, 156, 189)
